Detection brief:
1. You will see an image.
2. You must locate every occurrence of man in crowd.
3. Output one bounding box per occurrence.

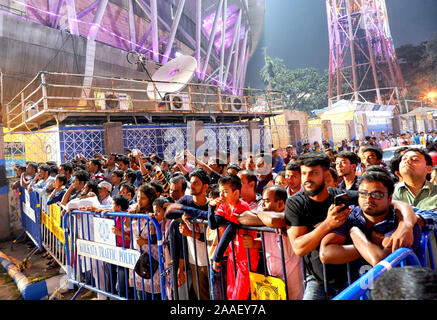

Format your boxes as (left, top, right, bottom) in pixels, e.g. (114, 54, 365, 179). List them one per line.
(284, 145, 295, 165)
(272, 148, 284, 174)
(238, 170, 261, 210)
(255, 155, 274, 195)
(284, 162, 303, 196)
(302, 143, 311, 154)
(335, 151, 360, 191)
(119, 182, 136, 205)
(169, 174, 188, 202)
(60, 162, 74, 187)
(393, 148, 437, 210)
(61, 169, 90, 206)
(320, 169, 422, 276)
(361, 146, 383, 169)
(97, 180, 113, 206)
(28, 164, 54, 195)
(20, 162, 38, 188)
(110, 169, 124, 197)
(284, 152, 417, 300)
(116, 155, 131, 171)
(102, 153, 118, 181)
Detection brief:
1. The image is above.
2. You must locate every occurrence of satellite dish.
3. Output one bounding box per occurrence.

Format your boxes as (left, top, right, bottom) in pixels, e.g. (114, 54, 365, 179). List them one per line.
(147, 55, 197, 100)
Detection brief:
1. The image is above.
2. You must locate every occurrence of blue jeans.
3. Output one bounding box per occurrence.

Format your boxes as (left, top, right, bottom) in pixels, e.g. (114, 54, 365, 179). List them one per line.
(303, 274, 342, 300)
(209, 264, 225, 300)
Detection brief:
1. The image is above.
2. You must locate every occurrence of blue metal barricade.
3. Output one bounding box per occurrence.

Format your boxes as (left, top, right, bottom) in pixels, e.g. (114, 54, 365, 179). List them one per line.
(63, 210, 167, 300)
(18, 187, 43, 250)
(332, 248, 422, 300)
(416, 230, 436, 270)
(171, 218, 304, 300)
(318, 228, 437, 300)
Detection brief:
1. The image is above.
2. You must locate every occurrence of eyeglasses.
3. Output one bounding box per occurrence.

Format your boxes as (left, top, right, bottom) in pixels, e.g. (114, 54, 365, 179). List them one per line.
(358, 191, 388, 200)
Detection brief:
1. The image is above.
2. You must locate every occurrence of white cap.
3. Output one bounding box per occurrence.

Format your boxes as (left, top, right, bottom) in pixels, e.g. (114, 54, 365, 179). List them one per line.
(98, 181, 112, 192)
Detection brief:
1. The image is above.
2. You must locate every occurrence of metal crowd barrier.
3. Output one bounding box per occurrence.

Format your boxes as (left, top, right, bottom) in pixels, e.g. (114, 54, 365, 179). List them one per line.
(332, 248, 422, 300)
(40, 197, 68, 272)
(15, 188, 437, 301)
(416, 230, 436, 270)
(63, 210, 167, 300)
(15, 188, 68, 271)
(170, 218, 304, 300)
(332, 230, 437, 300)
(14, 187, 44, 268)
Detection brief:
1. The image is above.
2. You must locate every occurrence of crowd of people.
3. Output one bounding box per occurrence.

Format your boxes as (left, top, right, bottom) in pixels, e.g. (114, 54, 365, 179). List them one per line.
(11, 130, 437, 300)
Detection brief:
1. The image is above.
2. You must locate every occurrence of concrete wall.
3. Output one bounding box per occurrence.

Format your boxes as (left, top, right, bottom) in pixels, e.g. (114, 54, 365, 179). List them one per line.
(7, 178, 23, 239)
(0, 12, 158, 116)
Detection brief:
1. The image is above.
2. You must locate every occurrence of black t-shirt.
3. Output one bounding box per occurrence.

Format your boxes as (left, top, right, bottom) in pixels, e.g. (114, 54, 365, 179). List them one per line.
(178, 195, 209, 211)
(284, 187, 358, 287)
(209, 170, 222, 185)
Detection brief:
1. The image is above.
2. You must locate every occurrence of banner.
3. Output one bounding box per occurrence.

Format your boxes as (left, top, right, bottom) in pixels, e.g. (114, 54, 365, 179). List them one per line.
(41, 210, 65, 243)
(249, 272, 286, 300)
(76, 239, 140, 269)
(93, 217, 116, 246)
(50, 204, 61, 226)
(19, 188, 42, 249)
(23, 189, 36, 223)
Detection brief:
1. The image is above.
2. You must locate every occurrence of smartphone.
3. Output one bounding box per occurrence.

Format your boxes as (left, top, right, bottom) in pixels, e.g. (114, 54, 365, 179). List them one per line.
(334, 193, 349, 212)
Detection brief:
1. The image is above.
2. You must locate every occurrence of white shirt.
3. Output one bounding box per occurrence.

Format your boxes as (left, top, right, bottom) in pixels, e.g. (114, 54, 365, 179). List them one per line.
(100, 195, 114, 206)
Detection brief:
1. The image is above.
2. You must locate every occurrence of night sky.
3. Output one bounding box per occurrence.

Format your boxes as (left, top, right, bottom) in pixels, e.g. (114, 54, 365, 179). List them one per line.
(245, 0, 437, 89)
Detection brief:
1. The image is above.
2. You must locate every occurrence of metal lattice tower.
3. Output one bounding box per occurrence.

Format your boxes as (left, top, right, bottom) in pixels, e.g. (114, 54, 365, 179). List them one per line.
(326, 0, 406, 111)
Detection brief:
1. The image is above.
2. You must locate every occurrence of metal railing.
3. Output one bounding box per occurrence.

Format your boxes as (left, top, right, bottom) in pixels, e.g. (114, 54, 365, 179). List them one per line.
(64, 210, 168, 300)
(5, 71, 284, 131)
(168, 218, 304, 300)
(332, 248, 422, 300)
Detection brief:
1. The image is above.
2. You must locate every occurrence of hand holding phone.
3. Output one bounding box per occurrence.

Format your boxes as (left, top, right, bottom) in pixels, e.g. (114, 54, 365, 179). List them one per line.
(334, 193, 349, 212)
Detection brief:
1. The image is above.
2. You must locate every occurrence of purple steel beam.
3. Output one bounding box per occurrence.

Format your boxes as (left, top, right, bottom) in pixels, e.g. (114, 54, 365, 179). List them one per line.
(128, 0, 137, 51)
(88, 0, 108, 41)
(137, 25, 152, 51)
(200, 0, 224, 80)
(161, 0, 186, 64)
(234, 28, 248, 92)
(219, 0, 227, 84)
(223, 8, 241, 85)
(195, 0, 202, 76)
(150, 0, 159, 62)
(51, 0, 65, 29)
(65, 0, 79, 35)
(58, 0, 99, 30)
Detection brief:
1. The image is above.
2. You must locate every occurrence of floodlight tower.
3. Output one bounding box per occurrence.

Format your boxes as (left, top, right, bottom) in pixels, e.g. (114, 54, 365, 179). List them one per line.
(326, 0, 406, 111)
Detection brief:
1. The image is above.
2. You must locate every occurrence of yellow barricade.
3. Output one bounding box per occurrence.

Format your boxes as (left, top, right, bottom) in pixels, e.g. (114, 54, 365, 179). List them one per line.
(42, 210, 65, 244)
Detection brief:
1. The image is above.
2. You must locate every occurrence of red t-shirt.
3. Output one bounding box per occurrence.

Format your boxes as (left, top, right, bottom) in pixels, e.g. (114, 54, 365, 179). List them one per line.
(215, 199, 250, 224)
(431, 151, 437, 167)
(215, 199, 259, 262)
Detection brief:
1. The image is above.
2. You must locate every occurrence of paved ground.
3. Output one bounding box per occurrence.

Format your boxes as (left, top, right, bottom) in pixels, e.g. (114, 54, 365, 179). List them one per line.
(0, 237, 96, 300)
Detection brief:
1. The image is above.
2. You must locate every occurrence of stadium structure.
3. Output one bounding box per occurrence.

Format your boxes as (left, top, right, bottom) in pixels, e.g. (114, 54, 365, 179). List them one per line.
(0, 0, 283, 131)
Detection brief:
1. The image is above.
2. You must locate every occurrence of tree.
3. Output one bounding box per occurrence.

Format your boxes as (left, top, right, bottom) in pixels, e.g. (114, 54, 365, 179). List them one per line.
(260, 56, 329, 113)
(396, 37, 437, 104)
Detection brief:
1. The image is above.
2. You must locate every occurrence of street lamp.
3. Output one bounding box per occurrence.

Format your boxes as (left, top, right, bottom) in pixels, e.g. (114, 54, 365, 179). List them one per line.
(425, 91, 437, 107)
(427, 92, 437, 99)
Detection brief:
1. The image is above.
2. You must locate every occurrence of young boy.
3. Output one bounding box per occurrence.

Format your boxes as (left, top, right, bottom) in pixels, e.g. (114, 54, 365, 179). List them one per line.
(242, 185, 304, 300)
(208, 174, 259, 300)
(104, 194, 131, 298)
